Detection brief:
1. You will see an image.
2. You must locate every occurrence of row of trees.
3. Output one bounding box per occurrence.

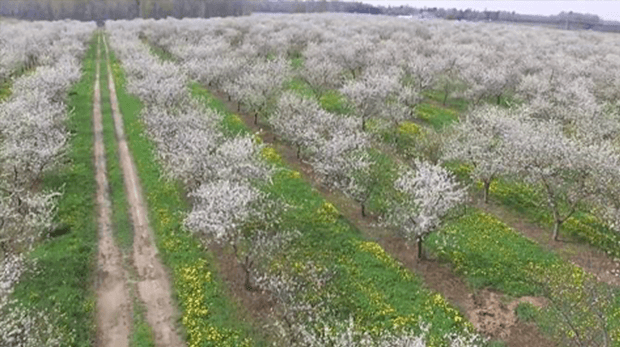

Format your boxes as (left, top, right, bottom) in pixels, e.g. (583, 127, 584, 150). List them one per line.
(129, 14, 620, 347)
(444, 105, 620, 240)
(0, 20, 95, 345)
(146, 16, 468, 259)
(0, 0, 250, 22)
(142, 14, 620, 240)
(0, 21, 90, 84)
(108, 20, 480, 346)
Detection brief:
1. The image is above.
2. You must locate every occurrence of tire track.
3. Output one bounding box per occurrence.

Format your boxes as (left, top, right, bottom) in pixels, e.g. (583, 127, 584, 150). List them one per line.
(102, 35, 183, 347)
(94, 33, 132, 347)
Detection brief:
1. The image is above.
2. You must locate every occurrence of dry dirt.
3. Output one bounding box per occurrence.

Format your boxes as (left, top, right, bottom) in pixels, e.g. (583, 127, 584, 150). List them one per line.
(210, 90, 553, 346)
(103, 37, 183, 347)
(93, 36, 132, 347)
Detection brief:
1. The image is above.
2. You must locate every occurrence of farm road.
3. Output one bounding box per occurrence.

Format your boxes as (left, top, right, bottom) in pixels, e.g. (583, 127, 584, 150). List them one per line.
(102, 35, 183, 347)
(93, 34, 132, 347)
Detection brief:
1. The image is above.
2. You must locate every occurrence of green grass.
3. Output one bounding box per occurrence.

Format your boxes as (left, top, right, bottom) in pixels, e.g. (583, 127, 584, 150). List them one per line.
(320, 89, 353, 115)
(0, 79, 13, 101)
(515, 302, 539, 323)
(0, 63, 37, 102)
(425, 210, 620, 345)
(146, 42, 175, 62)
(422, 89, 469, 113)
(131, 301, 156, 347)
(9, 35, 99, 347)
(415, 102, 459, 130)
(427, 211, 561, 296)
(99, 48, 133, 252)
(107, 44, 263, 347)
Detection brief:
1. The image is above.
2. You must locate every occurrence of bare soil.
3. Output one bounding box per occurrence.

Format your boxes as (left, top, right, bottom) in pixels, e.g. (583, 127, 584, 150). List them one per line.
(209, 245, 276, 322)
(93, 37, 131, 347)
(477, 198, 620, 287)
(103, 37, 183, 347)
(209, 90, 552, 346)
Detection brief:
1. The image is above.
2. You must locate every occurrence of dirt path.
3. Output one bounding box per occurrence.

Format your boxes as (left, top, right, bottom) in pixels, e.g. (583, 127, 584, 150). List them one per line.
(209, 90, 552, 346)
(94, 34, 132, 347)
(102, 36, 183, 347)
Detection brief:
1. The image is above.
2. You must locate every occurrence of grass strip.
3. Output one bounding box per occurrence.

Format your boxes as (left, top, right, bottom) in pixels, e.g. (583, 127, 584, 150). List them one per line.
(482, 178, 620, 259)
(98, 40, 156, 347)
(9, 35, 99, 347)
(107, 43, 262, 347)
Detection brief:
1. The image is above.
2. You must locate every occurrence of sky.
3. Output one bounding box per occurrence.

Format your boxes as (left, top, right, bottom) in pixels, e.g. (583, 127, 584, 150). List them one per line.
(354, 1, 620, 21)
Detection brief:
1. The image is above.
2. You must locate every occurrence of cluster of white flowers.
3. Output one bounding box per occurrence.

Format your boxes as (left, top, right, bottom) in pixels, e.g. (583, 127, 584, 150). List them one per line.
(272, 315, 483, 347)
(0, 21, 95, 261)
(0, 21, 93, 83)
(125, 17, 485, 344)
(107, 21, 295, 294)
(0, 20, 95, 347)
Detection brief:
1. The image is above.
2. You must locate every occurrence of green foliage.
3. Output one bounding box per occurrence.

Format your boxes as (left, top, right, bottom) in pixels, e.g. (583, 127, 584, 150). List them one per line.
(319, 89, 353, 115)
(423, 88, 469, 112)
(10, 36, 99, 347)
(360, 149, 400, 216)
(515, 302, 539, 322)
(146, 42, 175, 62)
(290, 57, 304, 70)
(0, 79, 12, 101)
(284, 77, 316, 98)
(108, 46, 261, 347)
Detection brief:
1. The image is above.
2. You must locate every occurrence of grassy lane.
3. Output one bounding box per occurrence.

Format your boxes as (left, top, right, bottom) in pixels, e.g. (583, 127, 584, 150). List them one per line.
(106, 42, 264, 347)
(97, 36, 156, 347)
(9, 36, 99, 347)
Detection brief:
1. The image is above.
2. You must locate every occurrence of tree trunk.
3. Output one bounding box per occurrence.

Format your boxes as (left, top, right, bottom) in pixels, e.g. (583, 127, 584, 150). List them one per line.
(483, 180, 491, 204)
(237, 103, 240, 112)
(361, 202, 366, 217)
(496, 94, 501, 105)
(362, 117, 366, 132)
(552, 220, 561, 241)
(443, 91, 448, 106)
(244, 267, 255, 291)
(228, 94, 231, 102)
(417, 237, 424, 260)
(296, 146, 301, 159)
(254, 113, 258, 125)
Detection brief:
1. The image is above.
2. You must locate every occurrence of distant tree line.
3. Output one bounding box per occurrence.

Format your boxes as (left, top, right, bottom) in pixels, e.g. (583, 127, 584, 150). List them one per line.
(1, 0, 619, 33)
(252, 0, 381, 15)
(0, 0, 251, 23)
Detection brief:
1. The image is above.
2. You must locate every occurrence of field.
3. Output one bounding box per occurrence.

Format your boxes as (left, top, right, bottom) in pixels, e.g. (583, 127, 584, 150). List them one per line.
(2, 13, 620, 347)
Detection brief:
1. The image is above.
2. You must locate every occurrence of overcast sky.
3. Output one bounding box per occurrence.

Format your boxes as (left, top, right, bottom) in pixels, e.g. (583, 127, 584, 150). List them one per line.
(354, 1, 620, 21)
